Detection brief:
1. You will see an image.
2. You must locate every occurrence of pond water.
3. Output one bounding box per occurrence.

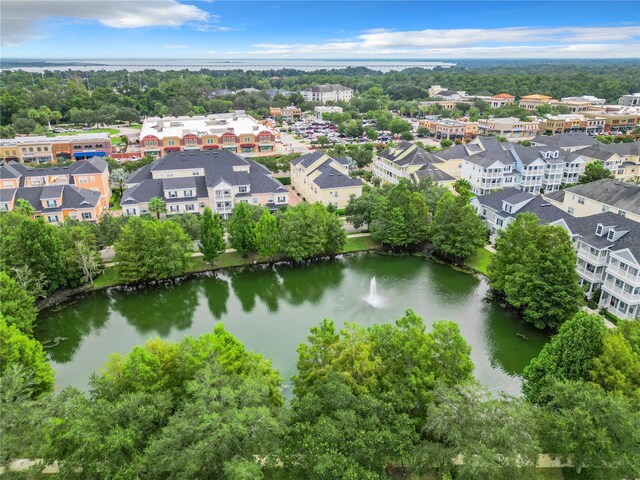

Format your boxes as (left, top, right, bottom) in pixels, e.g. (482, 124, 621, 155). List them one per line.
(36, 254, 549, 395)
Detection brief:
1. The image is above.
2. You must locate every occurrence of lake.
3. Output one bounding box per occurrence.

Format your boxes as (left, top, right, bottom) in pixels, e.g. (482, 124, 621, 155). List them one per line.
(36, 254, 548, 395)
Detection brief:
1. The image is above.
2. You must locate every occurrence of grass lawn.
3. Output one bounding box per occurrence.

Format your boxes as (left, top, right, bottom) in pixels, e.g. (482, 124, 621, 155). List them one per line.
(464, 247, 494, 275)
(93, 267, 119, 289)
(343, 235, 378, 252)
(109, 193, 122, 211)
(52, 128, 120, 136)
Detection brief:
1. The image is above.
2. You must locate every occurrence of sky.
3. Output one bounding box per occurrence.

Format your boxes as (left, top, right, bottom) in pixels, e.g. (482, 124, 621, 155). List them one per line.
(1, 0, 640, 59)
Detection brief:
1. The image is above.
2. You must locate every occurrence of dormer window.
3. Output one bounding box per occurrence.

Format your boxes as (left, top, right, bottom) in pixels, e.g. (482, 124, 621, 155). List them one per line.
(46, 199, 57, 208)
(607, 229, 615, 241)
(596, 224, 603, 236)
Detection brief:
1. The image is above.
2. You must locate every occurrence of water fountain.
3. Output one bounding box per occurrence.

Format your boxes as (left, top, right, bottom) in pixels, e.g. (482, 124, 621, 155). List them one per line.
(364, 276, 384, 308)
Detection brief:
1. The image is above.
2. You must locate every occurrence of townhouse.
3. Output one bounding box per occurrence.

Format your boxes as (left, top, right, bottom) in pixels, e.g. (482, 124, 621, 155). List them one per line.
(473, 188, 640, 320)
(544, 179, 640, 223)
(460, 137, 586, 194)
(597, 141, 640, 182)
(373, 141, 456, 187)
(477, 117, 540, 139)
(139, 112, 278, 157)
(290, 152, 363, 209)
(0, 157, 110, 223)
(300, 84, 353, 103)
(0, 133, 112, 164)
(122, 150, 288, 218)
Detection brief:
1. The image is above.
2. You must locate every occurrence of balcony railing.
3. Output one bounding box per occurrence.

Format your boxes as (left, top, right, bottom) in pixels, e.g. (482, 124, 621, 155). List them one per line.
(576, 265, 605, 283)
(577, 248, 609, 265)
(606, 265, 640, 286)
(602, 282, 640, 304)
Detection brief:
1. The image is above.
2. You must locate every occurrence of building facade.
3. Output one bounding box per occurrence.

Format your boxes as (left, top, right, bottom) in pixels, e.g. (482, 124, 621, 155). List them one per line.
(0, 133, 112, 164)
(300, 84, 353, 103)
(373, 141, 455, 186)
(618, 93, 640, 107)
(518, 94, 557, 110)
(139, 112, 278, 157)
(477, 117, 540, 139)
(122, 150, 288, 218)
(538, 114, 606, 135)
(419, 118, 479, 140)
(270, 106, 302, 122)
(290, 152, 363, 209)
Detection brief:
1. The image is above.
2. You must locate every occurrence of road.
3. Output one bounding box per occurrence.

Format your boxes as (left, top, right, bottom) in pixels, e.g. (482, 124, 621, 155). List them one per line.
(278, 130, 312, 154)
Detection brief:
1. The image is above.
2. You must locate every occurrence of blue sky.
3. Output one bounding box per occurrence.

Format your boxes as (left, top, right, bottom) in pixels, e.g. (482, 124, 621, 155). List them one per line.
(2, 1, 639, 59)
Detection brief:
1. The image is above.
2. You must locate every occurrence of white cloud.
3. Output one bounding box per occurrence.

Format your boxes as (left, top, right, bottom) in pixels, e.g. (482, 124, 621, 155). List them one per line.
(1, 0, 210, 46)
(243, 25, 640, 59)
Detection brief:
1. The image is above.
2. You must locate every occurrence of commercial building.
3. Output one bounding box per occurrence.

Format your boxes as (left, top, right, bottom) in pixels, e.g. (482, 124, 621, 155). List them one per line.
(473, 188, 640, 320)
(139, 112, 278, 157)
(419, 118, 479, 141)
(0, 157, 110, 223)
(537, 114, 606, 135)
(544, 179, 640, 223)
(518, 94, 557, 110)
(477, 117, 540, 139)
(300, 84, 353, 103)
(618, 93, 640, 107)
(269, 106, 302, 122)
(290, 152, 363, 209)
(560, 95, 606, 106)
(122, 150, 288, 218)
(373, 141, 455, 187)
(582, 107, 640, 134)
(0, 133, 112, 164)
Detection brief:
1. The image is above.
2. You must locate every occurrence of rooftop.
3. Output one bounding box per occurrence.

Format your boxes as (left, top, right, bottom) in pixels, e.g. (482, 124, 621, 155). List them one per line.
(554, 179, 640, 216)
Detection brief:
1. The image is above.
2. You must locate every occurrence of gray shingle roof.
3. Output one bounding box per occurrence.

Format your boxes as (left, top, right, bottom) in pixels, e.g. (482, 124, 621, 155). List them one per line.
(413, 165, 455, 182)
(532, 132, 599, 149)
(163, 177, 197, 190)
(598, 141, 640, 157)
(559, 179, 640, 215)
(0, 162, 22, 180)
(573, 146, 618, 161)
(13, 185, 100, 213)
(0, 189, 17, 202)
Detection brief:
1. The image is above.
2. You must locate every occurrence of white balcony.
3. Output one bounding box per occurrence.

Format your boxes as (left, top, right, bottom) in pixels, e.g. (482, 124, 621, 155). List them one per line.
(602, 281, 640, 304)
(576, 265, 605, 283)
(577, 248, 609, 266)
(606, 265, 640, 286)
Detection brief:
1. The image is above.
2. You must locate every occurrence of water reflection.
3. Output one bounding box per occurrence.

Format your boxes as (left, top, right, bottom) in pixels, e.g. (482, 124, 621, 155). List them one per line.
(280, 259, 345, 306)
(111, 284, 198, 335)
(201, 275, 231, 319)
(229, 266, 283, 313)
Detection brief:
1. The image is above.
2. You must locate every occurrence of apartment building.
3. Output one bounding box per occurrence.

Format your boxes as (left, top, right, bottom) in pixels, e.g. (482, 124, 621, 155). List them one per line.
(473, 188, 640, 320)
(545, 179, 640, 223)
(269, 106, 302, 122)
(122, 150, 288, 218)
(519, 94, 557, 110)
(419, 118, 479, 140)
(290, 152, 363, 209)
(0, 157, 110, 223)
(531, 131, 600, 152)
(618, 93, 640, 107)
(139, 112, 278, 157)
(597, 141, 640, 182)
(373, 141, 455, 186)
(538, 114, 606, 135)
(460, 139, 586, 194)
(477, 117, 540, 139)
(300, 84, 353, 103)
(0, 133, 112, 164)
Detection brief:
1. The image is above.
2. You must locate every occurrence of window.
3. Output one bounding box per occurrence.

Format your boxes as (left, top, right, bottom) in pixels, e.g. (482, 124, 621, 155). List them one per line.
(206, 138, 214, 144)
(81, 212, 92, 220)
(244, 136, 251, 143)
(186, 204, 195, 211)
(618, 210, 627, 217)
(596, 225, 603, 236)
(239, 186, 248, 193)
(602, 205, 609, 212)
(277, 196, 286, 203)
(169, 205, 179, 212)
(168, 191, 178, 198)
(607, 230, 615, 241)
(47, 215, 59, 223)
(0, 204, 8, 211)
(168, 140, 175, 146)
(184, 190, 193, 197)
(568, 207, 575, 215)
(496, 218, 504, 227)
(46, 199, 57, 207)
(78, 176, 88, 183)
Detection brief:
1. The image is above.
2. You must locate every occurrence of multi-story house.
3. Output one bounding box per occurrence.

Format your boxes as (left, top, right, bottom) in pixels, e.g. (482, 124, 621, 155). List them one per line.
(300, 84, 353, 103)
(290, 152, 363, 209)
(477, 117, 540, 139)
(0, 133, 112, 164)
(373, 141, 455, 187)
(122, 150, 288, 218)
(139, 112, 278, 157)
(473, 188, 640, 320)
(545, 179, 640, 223)
(0, 156, 110, 223)
(618, 93, 640, 107)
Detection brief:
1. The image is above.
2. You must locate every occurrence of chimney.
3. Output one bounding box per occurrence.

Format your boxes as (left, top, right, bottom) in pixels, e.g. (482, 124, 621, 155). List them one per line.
(157, 120, 164, 132)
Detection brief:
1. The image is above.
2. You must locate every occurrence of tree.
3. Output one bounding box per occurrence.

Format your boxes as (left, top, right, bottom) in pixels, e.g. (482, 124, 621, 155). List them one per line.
(488, 213, 583, 329)
(323, 209, 347, 255)
(416, 383, 541, 480)
(96, 213, 128, 248)
(0, 317, 55, 397)
(522, 312, 606, 404)
(148, 196, 166, 219)
(75, 240, 102, 285)
(417, 126, 430, 137)
(345, 185, 384, 230)
(590, 328, 640, 403)
(0, 216, 67, 293)
(114, 218, 192, 283)
(170, 213, 201, 241)
(578, 161, 615, 184)
(431, 191, 486, 260)
(364, 126, 378, 141)
(440, 139, 453, 148)
(540, 380, 640, 478)
(389, 117, 412, 134)
(452, 178, 473, 203)
(199, 207, 226, 264)
(13, 198, 34, 217)
(254, 209, 279, 257)
(227, 203, 258, 257)
(0, 271, 38, 335)
(109, 168, 128, 196)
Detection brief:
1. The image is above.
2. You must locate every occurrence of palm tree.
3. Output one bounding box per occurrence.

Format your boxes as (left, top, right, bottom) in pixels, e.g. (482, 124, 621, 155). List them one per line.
(50, 110, 63, 125)
(148, 197, 166, 219)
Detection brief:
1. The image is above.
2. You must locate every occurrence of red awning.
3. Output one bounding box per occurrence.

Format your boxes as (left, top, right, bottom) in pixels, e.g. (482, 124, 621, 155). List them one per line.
(164, 147, 180, 152)
(240, 143, 255, 148)
(203, 144, 220, 149)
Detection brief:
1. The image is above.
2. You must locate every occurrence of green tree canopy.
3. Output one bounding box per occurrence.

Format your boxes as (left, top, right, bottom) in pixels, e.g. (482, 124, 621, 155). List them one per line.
(578, 161, 615, 184)
(0, 271, 38, 335)
(254, 209, 280, 257)
(228, 203, 258, 256)
(199, 207, 226, 264)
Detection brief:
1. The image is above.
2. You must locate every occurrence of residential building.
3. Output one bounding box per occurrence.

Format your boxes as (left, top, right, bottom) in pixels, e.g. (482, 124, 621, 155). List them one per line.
(419, 118, 479, 140)
(290, 152, 363, 208)
(122, 150, 288, 218)
(537, 114, 606, 135)
(460, 138, 587, 194)
(419, 100, 460, 111)
(544, 179, 640, 223)
(265, 88, 292, 99)
(568, 145, 623, 173)
(597, 141, 640, 182)
(139, 111, 278, 157)
(618, 93, 640, 107)
(314, 106, 344, 119)
(477, 117, 540, 139)
(270, 105, 302, 122)
(531, 131, 600, 152)
(373, 141, 455, 186)
(0, 157, 110, 223)
(519, 94, 557, 110)
(300, 84, 353, 103)
(0, 133, 112, 164)
(473, 188, 640, 320)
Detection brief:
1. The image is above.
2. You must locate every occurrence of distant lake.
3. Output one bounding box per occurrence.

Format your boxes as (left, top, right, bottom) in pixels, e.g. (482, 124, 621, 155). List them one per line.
(2, 58, 456, 73)
(36, 254, 548, 396)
